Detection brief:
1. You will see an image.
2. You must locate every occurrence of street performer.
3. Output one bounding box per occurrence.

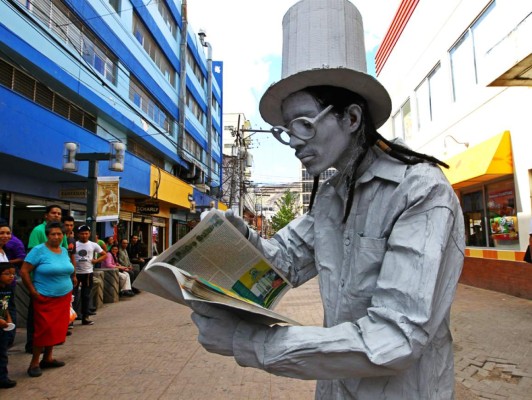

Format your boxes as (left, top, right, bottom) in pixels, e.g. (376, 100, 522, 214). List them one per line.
(191, 1, 465, 398)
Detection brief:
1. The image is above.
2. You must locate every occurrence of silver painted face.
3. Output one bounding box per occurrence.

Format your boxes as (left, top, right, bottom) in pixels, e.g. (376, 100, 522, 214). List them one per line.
(270, 105, 333, 145)
(280, 92, 355, 176)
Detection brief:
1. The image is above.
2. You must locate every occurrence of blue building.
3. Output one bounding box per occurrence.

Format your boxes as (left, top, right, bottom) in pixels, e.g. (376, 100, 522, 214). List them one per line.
(0, 0, 224, 253)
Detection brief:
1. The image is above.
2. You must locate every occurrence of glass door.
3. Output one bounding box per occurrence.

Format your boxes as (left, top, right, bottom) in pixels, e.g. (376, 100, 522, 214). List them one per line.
(462, 190, 487, 247)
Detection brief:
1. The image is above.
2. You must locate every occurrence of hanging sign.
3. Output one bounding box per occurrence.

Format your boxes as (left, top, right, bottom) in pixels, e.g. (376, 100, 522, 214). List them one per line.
(96, 176, 120, 221)
(136, 203, 160, 214)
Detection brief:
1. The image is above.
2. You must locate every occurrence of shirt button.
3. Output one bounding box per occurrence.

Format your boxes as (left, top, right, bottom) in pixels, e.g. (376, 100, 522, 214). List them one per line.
(344, 238, 350, 246)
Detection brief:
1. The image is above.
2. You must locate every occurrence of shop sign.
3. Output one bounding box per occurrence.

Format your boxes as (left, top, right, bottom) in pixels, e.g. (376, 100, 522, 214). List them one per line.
(59, 188, 87, 199)
(137, 203, 160, 214)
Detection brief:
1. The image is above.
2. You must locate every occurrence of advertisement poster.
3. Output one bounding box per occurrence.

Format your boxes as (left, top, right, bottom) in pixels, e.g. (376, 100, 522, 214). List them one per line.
(96, 176, 119, 221)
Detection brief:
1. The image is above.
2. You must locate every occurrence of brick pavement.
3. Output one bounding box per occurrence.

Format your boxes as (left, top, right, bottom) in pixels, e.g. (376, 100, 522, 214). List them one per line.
(3, 281, 531, 399)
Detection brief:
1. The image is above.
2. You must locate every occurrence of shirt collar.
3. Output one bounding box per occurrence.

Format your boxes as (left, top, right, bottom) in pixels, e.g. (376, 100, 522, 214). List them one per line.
(356, 146, 407, 186)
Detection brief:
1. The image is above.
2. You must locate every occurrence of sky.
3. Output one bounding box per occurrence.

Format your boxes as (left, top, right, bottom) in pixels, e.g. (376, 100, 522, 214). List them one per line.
(187, 0, 402, 184)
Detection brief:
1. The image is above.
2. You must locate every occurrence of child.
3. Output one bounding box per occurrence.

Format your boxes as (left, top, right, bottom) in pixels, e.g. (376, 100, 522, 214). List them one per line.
(0, 262, 16, 388)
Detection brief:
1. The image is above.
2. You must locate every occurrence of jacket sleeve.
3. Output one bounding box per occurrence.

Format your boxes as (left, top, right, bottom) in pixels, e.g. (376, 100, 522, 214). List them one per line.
(233, 171, 465, 380)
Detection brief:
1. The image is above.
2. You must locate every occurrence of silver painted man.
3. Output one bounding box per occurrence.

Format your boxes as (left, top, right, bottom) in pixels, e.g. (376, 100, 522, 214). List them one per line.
(191, 1, 465, 398)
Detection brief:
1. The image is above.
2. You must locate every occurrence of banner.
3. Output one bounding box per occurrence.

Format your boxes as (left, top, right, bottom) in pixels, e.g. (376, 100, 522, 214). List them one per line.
(96, 176, 120, 221)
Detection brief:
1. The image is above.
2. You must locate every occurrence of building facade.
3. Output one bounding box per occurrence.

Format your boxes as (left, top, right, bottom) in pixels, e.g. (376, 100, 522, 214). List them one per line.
(0, 0, 225, 254)
(376, 0, 532, 298)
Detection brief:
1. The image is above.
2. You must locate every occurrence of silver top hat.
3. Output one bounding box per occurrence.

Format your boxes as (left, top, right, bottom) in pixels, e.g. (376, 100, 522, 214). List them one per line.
(259, 0, 391, 128)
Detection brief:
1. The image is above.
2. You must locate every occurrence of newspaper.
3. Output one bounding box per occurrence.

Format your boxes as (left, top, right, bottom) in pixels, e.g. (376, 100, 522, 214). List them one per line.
(133, 210, 300, 326)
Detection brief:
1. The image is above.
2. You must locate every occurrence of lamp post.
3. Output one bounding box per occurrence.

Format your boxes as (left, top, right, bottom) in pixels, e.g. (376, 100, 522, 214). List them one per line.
(63, 142, 125, 235)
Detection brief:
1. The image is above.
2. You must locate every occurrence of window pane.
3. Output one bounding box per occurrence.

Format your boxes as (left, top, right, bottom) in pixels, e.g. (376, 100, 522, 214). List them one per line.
(428, 64, 445, 121)
(462, 190, 487, 247)
(450, 32, 476, 101)
(472, 2, 498, 83)
(415, 78, 430, 130)
(392, 112, 403, 139)
(487, 179, 519, 249)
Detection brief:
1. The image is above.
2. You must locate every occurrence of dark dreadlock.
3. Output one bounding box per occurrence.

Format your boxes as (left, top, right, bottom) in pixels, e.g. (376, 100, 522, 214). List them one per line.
(302, 86, 449, 223)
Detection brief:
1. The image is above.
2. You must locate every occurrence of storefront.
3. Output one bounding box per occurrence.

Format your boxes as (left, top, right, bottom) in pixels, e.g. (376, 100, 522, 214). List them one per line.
(0, 191, 86, 246)
(443, 131, 521, 254)
(443, 131, 531, 298)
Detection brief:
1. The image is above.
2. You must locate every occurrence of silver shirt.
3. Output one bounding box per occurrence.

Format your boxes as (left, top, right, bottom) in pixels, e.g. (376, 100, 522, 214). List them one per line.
(233, 147, 465, 399)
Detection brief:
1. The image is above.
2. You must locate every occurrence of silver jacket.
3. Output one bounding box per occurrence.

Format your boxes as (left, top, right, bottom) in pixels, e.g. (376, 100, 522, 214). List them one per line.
(233, 147, 465, 399)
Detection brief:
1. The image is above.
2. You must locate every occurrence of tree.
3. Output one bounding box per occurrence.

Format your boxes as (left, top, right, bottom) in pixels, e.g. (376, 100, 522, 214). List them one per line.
(270, 190, 300, 233)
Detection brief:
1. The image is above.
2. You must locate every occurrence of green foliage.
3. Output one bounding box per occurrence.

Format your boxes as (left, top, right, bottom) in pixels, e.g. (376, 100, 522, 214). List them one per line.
(270, 190, 300, 233)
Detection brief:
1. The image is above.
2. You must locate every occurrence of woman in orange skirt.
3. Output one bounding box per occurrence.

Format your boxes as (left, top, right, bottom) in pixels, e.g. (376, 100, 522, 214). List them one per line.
(21, 221, 76, 378)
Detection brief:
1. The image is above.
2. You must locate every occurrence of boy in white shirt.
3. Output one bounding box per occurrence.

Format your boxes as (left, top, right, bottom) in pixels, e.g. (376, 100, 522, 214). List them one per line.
(74, 225, 106, 325)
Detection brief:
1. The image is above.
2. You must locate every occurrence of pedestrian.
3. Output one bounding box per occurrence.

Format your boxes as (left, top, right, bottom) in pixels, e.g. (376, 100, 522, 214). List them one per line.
(20, 222, 75, 378)
(0, 223, 21, 348)
(24, 205, 66, 353)
(1, 218, 26, 270)
(190, 1, 465, 399)
(128, 235, 146, 269)
(73, 225, 106, 325)
(102, 244, 135, 297)
(62, 216, 77, 334)
(0, 262, 16, 389)
(119, 238, 141, 293)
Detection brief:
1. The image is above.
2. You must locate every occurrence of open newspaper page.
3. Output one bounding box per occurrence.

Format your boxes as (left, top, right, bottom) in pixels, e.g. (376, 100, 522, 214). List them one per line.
(134, 210, 300, 325)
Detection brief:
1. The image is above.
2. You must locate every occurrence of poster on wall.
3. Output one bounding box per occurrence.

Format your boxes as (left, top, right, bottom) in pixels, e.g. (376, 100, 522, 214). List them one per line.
(96, 176, 120, 222)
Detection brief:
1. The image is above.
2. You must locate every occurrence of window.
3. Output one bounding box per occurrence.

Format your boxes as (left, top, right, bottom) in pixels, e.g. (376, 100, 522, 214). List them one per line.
(183, 133, 202, 160)
(128, 138, 164, 168)
(187, 48, 205, 88)
(391, 112, 401, 140)
(157, 0, 177, 38)
(0, 58, 97, 132)
(415, 64, 445, 129)
(186, 89, 205, 123)
(487, 180, 518, 248)
(392, 101, 413, 140)
(132, 13, 176, 86)
(108, 0, 120, 13)
(450, 1, 497, 101)
(461, 178, 518, 249)
(129, 76, 175, 135)
(22, 0, 118, 85)
(401, 100, 412, 140)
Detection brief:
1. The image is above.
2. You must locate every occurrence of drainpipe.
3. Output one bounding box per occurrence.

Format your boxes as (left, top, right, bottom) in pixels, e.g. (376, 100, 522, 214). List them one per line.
(198, 30, 213, 190)
(177, 0, 188, 161)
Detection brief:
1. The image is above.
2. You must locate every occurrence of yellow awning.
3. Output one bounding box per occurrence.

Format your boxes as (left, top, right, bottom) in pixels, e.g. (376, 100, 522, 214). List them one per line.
(150, 165, 193, 208)
(442, 131, 513, 189)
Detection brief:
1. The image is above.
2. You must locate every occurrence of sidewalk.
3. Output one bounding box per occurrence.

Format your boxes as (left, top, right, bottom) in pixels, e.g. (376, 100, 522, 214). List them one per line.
(3, 281, 531, 399)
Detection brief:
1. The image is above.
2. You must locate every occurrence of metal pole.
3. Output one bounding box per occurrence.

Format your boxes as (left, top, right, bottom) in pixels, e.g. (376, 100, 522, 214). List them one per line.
(86, 159, 98, 237)
(260, 190, 264, 237)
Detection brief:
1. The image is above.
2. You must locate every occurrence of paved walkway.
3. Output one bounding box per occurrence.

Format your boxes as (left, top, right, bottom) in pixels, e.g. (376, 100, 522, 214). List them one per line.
(3, 281, 531, 399)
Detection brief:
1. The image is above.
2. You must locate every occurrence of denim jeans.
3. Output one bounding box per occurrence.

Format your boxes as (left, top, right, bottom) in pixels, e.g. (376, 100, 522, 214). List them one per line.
(0, 330, 9, 381)
(74, 273, 93, 319)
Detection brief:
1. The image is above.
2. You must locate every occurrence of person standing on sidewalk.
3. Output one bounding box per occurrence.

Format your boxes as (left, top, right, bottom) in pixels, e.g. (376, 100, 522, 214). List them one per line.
(0, 262, 16, 389)
(190, 1, 465, 399)
(20, 222, 74, 378)
(0, 222, 23, 348)
(73, 225, 105, 326)
(24, 205, 66, 353)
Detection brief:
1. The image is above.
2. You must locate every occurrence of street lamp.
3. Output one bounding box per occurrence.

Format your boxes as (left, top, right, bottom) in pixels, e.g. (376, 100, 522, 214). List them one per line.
(63, 141, 126, 235)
